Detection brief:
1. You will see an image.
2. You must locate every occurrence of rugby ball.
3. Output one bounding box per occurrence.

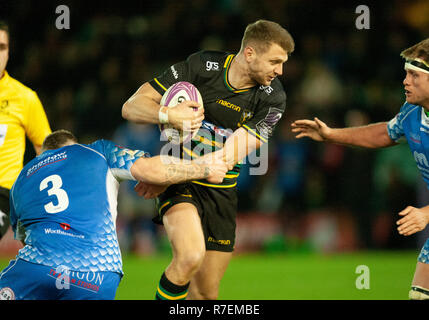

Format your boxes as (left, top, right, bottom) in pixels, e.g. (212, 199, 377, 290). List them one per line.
(159, 81, 203, 144)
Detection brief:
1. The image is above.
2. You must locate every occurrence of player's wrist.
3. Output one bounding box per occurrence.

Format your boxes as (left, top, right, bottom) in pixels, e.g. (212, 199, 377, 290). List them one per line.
(159, 106, 169, 124)
(322, 127, 336, 142)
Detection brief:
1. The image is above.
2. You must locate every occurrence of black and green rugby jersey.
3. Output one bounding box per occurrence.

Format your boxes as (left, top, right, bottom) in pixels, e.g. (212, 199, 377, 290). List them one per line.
(149, 50, 287, 188)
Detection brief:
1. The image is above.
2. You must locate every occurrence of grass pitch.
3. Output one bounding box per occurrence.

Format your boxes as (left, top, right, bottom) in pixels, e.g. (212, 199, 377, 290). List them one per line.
(0, 250, 417, 300)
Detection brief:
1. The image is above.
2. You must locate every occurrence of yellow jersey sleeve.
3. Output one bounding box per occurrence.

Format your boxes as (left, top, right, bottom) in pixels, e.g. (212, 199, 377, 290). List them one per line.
(0, 71, 51, 189)
(23, 90, 51, 147)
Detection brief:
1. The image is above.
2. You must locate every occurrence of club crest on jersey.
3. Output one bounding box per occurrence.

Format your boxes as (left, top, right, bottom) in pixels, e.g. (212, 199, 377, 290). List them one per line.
(0, 100, 9, 115)
(239, 109, 254, 125)
(0, 100, 8, 110)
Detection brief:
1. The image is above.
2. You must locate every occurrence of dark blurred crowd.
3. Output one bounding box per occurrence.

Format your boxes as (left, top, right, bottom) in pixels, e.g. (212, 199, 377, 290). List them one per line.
(3, 0, 429, 253)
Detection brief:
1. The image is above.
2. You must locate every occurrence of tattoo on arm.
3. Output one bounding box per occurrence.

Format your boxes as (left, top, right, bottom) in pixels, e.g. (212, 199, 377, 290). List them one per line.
(164, 163, 208, 184)
(203, 166, 210, 179)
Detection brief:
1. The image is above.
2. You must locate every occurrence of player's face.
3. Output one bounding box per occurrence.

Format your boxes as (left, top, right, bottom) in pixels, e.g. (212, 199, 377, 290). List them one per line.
(403, 68, 429, 108)
(0, 30, 9, 78)
(248, 43, 288, 86)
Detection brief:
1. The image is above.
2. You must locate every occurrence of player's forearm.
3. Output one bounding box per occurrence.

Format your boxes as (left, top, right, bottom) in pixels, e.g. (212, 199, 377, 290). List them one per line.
(326, 122, 395, 148)
(161, 159, 210, 185)
(122, 93, 162, 124)
(222, 127, 262, 168)
(132, 156, 210, 185)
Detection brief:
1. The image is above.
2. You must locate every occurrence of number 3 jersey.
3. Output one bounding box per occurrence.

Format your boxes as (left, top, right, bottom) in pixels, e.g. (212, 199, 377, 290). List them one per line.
(9, 140, 147, 275)
(387, 102, 429, 186)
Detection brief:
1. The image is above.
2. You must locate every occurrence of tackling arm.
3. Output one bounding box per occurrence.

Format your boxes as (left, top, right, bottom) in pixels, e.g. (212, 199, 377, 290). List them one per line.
(130, 153, 227, 186)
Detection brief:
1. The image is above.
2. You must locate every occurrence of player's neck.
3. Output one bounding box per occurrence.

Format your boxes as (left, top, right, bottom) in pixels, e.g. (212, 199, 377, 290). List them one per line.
(228, 54, 257, 89)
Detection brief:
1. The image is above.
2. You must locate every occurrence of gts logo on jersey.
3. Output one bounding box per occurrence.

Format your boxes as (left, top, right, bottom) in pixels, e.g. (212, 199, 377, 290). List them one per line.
(206, 61, 219, 71)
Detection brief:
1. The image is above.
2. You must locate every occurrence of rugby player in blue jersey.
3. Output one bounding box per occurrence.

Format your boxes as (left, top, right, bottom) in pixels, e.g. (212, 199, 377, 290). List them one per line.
(292, 39, 429, 299)
(0, 129, 228, 300)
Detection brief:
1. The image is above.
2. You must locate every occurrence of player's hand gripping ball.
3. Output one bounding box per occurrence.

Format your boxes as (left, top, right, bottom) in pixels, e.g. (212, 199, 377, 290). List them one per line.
(159, 81, 203, 144)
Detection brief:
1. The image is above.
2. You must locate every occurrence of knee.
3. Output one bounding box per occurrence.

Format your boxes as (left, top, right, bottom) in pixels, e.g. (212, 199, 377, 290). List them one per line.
(175, 250, 205, 276)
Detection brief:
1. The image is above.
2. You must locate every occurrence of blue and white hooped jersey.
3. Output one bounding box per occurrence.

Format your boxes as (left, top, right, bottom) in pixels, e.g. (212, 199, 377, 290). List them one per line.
(9, 140, 148, 275)
(387, 102, 429, 187)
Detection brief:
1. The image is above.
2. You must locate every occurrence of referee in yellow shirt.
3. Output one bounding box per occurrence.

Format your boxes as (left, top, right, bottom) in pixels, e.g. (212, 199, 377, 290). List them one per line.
(0, 21, 51, 239)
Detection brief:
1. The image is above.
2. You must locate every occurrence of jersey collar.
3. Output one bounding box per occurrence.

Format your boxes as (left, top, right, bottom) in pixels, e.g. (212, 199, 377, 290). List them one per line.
(421, 108, 429, 128)
(223, 55, 254, 94)
(0, 70, 10, 89)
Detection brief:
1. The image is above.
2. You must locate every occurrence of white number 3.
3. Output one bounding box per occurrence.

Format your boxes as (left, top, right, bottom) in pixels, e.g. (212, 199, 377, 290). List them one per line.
(40, 174, 69, 214)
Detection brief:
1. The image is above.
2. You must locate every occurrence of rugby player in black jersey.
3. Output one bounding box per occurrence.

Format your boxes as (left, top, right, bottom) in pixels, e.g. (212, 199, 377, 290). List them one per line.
(122, 20, 295, 300)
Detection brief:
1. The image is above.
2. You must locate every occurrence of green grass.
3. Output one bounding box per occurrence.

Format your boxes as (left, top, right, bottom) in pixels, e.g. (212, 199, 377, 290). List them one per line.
(0, 250, 417, 300)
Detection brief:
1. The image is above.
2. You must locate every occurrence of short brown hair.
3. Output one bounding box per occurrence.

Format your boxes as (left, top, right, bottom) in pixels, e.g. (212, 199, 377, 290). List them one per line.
(42, 130, 78, 151)
(400, 38, 429, 65)
(240, 20, 295, 55)
(0, 20, 9, 42)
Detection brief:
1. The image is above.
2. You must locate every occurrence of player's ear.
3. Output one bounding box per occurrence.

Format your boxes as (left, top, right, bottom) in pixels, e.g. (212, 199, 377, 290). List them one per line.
(244, 46, 256, 62)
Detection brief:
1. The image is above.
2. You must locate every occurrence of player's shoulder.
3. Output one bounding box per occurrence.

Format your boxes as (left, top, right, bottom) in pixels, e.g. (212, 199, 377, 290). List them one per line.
(83, 139, 114, 158)
(6, 72, 39, 100)
(260, 78, 286, 96)
(257, 78, 286, 106)
(189, 50, 229, 62)
(187, 50, 230, 70)
(17, 147, 69, 184)
(87, 139, 147, 160)
(399, 101, 420, 114)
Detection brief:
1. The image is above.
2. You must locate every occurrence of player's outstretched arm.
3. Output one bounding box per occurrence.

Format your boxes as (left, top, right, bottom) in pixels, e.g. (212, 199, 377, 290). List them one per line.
(122, 82, 204, 131)
(291, 118, 396, 149)
(397, 206, 429, 236)
(130, 152, 228, 186)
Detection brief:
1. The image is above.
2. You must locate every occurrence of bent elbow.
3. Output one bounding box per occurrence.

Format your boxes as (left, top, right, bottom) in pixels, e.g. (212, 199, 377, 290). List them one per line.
(122, 102, 130, 120)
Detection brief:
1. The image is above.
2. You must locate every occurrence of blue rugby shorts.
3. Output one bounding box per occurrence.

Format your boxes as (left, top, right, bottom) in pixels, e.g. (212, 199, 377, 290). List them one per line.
(0, 259, 121, 300)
